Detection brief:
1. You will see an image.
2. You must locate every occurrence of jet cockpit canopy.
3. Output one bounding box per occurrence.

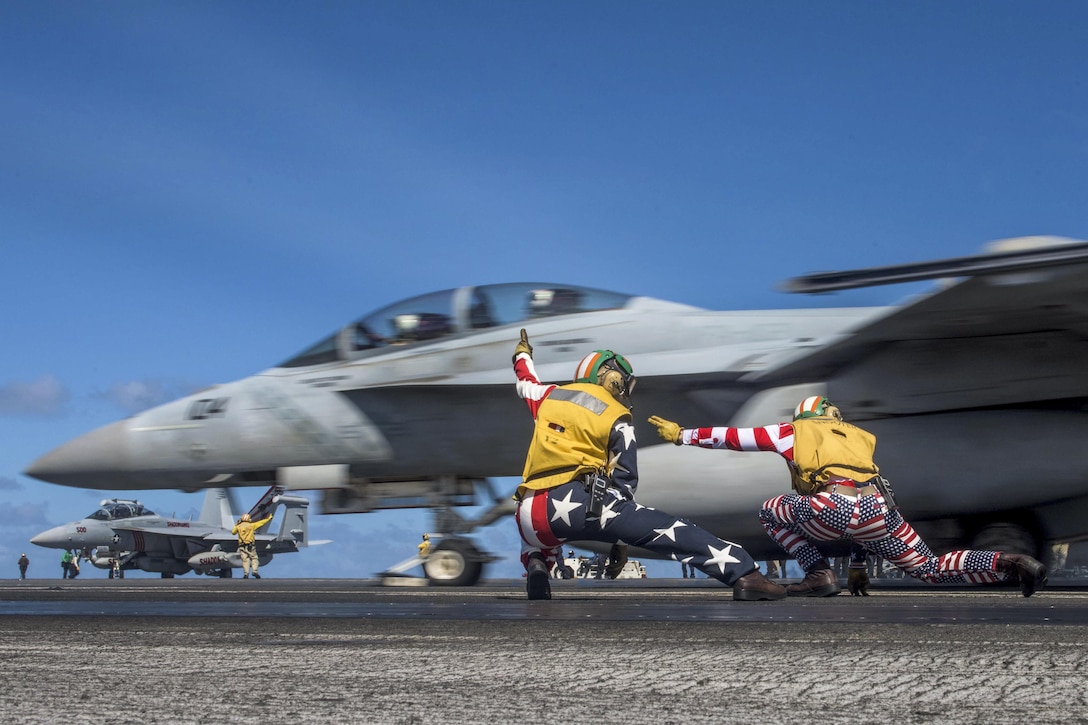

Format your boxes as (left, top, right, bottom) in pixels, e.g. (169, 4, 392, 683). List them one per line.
(86, 499, 155, 521)
(279, 282, 631, 368)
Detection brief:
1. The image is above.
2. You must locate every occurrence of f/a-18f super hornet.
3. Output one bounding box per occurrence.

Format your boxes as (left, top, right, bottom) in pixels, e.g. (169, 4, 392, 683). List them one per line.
(25, 236, 1088, 586)
(30, 486, 312, 577)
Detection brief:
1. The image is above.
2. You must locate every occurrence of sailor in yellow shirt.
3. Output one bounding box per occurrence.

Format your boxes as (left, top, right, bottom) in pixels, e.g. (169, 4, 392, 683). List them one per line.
(231, 512, 273, 579)
(650, 395, 1049, 598)
(513, 328, 785, 602)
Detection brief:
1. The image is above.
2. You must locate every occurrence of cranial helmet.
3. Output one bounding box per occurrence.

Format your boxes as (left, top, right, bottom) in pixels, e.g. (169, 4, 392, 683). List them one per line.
(793, 395, 842, 421)
(573, 350, 636, 404)
(241, 513, 251, 522)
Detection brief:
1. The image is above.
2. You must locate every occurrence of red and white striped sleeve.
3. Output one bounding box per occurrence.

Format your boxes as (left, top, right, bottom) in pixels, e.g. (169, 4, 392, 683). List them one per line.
(680, 423, 795, 462)
(514, 352, 556, 420)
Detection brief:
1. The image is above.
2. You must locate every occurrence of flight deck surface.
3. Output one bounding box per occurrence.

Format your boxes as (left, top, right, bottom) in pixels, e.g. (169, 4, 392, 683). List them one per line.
(2, 578, 1085, 724)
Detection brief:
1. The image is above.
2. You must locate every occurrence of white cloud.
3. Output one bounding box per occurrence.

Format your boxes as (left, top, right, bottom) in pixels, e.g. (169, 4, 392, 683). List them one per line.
(0, 501, 51, 528)
(95, 379, 190, 414)
(0, 375, 69, 416)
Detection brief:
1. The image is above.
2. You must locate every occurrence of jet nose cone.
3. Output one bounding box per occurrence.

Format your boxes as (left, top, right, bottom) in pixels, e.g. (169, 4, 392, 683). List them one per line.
(24, 420, 130, 488)
(30, 525, 70, 548)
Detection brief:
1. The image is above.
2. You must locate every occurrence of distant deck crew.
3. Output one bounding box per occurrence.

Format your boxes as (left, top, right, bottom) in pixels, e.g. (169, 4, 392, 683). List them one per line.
(513, 328, 784, 601)
(649, 395, 1048, 597)
(232, 512, 273, 579)
(60, 550, 77, 579)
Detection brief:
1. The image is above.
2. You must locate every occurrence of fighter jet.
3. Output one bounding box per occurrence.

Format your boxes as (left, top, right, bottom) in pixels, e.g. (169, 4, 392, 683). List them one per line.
(24, 236, 1088, 586)
(30, 486, 312, 577)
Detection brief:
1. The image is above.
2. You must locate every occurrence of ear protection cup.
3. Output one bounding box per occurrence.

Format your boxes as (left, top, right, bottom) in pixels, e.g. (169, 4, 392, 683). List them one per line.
(598, 368, 625, 398)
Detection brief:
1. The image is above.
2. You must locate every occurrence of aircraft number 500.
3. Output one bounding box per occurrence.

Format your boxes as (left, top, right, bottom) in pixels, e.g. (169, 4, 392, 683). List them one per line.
(187, 397, 230, 420)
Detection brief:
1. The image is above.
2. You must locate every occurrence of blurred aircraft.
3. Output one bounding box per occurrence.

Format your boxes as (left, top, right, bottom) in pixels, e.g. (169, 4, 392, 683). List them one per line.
(25, 236, 1088, 585)
(30, 486, 312, 577)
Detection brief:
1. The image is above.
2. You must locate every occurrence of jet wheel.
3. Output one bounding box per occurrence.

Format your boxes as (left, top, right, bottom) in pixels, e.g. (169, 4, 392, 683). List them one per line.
(424, 538, 484, 587)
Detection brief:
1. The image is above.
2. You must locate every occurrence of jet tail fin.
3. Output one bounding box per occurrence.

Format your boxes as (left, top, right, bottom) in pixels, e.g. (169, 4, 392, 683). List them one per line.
(198, 488, 238, 529)
(271, 494, 310, 547)
(245, 485, 286, 526)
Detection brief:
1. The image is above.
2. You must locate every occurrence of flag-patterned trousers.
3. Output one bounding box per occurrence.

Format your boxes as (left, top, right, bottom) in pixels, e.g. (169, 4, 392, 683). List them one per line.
(759, 491, 1007, 585)
(515, 480, 757, 585)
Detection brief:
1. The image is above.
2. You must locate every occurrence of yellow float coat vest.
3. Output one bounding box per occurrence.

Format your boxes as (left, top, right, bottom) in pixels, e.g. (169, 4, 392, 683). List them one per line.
(789, 417, 880, 494)
(520, 383, 629, 494)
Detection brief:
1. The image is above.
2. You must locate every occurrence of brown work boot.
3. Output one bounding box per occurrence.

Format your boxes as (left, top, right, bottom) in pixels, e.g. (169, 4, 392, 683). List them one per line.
(732, 569, 787, 601)
(787, 566, 841, 597)
(997, 553, 1048, 597)
(526, 555, 552, 600)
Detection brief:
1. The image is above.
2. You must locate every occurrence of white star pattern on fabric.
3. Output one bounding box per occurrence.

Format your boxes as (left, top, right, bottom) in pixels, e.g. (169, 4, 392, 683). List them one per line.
(605, 451, 621, 476)
(550, 489, 582, 527)
(652, 519, 687, 543)
(704, 543, 741, 573)
(616, 421, 636, 449)
(598, 499, 620, 529)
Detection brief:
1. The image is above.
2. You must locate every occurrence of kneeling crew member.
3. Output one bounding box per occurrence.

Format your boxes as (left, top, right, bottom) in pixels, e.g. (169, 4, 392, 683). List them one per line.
(513, 329, 785, 602)
(649, 396, 1047, 598)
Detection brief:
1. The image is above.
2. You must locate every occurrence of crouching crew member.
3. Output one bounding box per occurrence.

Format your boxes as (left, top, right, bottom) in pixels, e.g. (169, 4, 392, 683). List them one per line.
(649, 395, 1047, 598)
(513, 329, 785, 602)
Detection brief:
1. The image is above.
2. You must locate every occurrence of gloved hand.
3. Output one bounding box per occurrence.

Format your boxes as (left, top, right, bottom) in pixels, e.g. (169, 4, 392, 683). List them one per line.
(605, 543, 628, 579)
(513, 328, 533, 362)
(648, 415, 683, 445)
(848, 567, 870, 596)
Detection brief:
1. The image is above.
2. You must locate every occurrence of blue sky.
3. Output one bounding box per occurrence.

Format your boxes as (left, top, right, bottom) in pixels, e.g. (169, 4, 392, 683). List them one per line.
(2, 2, 1086, 580)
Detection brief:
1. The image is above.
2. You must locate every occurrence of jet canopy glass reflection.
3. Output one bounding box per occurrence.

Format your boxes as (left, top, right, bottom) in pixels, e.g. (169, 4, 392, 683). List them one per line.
(280, 283, 631, 368)
(85, 500, 156, 521)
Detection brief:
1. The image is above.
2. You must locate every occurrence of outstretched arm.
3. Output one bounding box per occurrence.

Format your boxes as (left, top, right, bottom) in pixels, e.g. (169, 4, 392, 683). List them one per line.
(648, 415, 795, 459)
(513, 328, 555, 418)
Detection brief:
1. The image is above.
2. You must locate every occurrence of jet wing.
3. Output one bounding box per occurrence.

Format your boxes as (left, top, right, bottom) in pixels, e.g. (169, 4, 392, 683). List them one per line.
(191, 531, 297, 556)
(780, 237, 1088, 294)
(743, 239, 1088, 416)
(201, 532, 280, 544)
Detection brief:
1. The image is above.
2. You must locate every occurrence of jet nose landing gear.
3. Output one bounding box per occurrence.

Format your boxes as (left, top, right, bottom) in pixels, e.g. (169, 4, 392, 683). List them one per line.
(381, 535, 499, 587)
(423, 537, 485, 587)
(372, 480, 512, 587)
